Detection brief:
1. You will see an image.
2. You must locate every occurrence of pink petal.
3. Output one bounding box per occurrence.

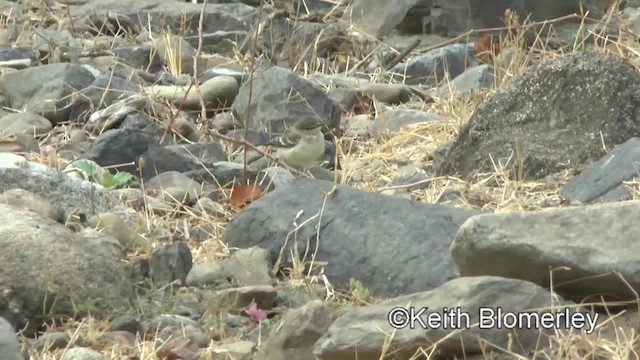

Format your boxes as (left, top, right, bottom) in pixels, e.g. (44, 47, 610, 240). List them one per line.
(244, 301, 268, 322)
(39, 145, 54, 157)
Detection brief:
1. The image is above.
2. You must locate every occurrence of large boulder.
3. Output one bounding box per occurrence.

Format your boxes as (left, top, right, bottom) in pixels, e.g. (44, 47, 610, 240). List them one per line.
(0, 204, 134, 335)
(222, 179, 481, 296)
(451, 200, 640, 303)
(436, 52, 640, 180)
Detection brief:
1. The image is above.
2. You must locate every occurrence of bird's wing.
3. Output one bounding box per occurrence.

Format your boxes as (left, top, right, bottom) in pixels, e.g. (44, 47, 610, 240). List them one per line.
(269, 128, 301, 148)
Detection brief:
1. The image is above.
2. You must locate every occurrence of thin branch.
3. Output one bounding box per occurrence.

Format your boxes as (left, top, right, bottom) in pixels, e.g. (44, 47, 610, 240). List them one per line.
(194, 0, 208, 121)
(242, 0, 266, 184)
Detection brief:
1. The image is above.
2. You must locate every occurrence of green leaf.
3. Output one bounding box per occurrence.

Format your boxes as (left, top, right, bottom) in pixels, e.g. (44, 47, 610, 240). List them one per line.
(101, 172, 117, 189)
(112, 172, 133, 186)
(71, 159, 100, 181)
(102, 171, 133, 189)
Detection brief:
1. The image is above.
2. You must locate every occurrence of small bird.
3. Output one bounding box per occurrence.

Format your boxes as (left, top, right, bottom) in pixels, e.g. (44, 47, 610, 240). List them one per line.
(269, 117, 326, 170)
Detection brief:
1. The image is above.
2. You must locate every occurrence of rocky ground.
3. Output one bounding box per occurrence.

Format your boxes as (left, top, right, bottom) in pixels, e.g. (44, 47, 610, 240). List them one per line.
(2, 0, 640, 359)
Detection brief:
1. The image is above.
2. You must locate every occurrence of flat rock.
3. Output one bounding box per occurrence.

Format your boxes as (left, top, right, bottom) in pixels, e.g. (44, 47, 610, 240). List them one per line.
(451, 200, 640, 302)
(436, 52, 640, 180)
(375, 108, 442, 134)
(314, 276, 589, 359)
(223, 179, 481, 296)
(69, 1, 257, 37)
(560, 137, 640, 203)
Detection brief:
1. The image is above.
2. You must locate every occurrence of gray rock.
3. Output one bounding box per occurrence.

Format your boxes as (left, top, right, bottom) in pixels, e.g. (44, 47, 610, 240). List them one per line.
(145, 171, 203, 205)
(342, 114, 374, 138)
(84, 128, 204, 181)
(98, 331, 136, 347)
(341, 0, 432, 38)
(259, 166, 297, 189)
(436, 52, 640, 180)
(200, 68, 245, 86)
(560, 137, 640, 203)
(87, 212, 147, 251)
(0, 111, 52, 136)
(111, 314, 144, 336)
(183, 161, 261, 188)
(32, 332, 70, 352)
(212, 341, 255, 360)
(61, 347, 104, 360)
(111, 44, 164, 73)
(214, 285, 277, 312)
(232, 66, 341, 134)
(0, 188, 65, 223)
(153, 35, 197, 75)
(0, 47, 37, 62)
(142, 143, 209, 181)
(282, 21, 346, 65)
(308, 73, 370, 89)
(0, 204, 134, 336)
(82, 128, 158, 173)
(435, 64, 495, 97)
(165, 142, 227, 164)
(375, 108, 442, 134)
(431, 0, 579, 36)
(69, 76, 141, 122)
(0, 64, 95, 125)
(451, 200, 640, 302)
(149, 314, 198, 332)
(119, 112, 166, 139)
(356, 83, 422, 104)
(256, 300, 333, 360)
(390, 43, 475, 86)
(149, 241, 193, 286)
(186, 246, 273, 287)
(0, 133, 39, 154)
(193, 197, 225, 218)
(223, 179, 481, 296)
(0, 317, 22, 360)
(31, 29, 75, 51)
(70, 1, 257, 38)
(314, 276, 588, 358)
(0, 154, 134, 220)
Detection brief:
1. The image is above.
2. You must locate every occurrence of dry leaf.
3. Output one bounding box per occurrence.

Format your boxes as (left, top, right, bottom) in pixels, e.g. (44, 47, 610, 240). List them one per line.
(351, 95, 374, 115)
(229, 183, 263, 207)
(475, 31, 501, 65)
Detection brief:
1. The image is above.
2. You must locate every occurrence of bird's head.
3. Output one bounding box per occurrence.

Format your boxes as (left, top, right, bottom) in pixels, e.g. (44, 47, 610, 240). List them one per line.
(295, 117, 324, 132)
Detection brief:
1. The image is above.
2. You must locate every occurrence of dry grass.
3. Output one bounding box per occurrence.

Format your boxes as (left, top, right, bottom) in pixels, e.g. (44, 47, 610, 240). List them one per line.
(5, 0, 640, 358)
